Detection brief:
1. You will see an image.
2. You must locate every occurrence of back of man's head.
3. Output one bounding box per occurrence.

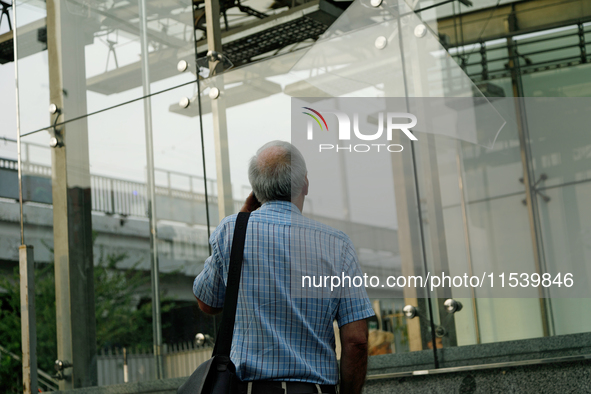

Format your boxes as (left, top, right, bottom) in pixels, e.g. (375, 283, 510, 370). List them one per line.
(248, 141, 307, 204)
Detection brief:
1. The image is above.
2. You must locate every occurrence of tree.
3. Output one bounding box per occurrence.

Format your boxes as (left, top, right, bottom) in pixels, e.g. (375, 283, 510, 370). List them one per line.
(0, 245, 174, 392)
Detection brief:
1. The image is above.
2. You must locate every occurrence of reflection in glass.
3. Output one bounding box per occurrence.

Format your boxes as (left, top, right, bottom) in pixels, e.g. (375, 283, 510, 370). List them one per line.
(13, 0, 50, 135)
(14, 0, 196, 135)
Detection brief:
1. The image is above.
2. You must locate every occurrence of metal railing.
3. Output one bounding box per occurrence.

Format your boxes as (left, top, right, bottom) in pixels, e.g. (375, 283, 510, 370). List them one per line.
(0, 344, 59, 392)
(0, 156, 225, 219)
(449, 21, 591, 82)
(91, 175, 148, 217)
(97, 343, 212, 386)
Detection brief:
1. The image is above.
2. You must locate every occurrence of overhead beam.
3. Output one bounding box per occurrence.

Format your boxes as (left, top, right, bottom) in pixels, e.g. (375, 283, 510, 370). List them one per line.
(194, 0, 322, 53)
(0, 18, 47, 64)
(86, 48, 178, 95)
(86, 0, 324, 95)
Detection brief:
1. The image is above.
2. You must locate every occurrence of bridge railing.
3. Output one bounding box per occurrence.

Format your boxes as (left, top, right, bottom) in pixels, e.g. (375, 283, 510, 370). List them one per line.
(0, 155, 228, 221)
(91, 175, 148, 217)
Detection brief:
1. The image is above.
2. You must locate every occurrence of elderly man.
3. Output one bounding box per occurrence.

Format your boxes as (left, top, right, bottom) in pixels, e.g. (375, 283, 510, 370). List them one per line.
(193, 140, 375, 394)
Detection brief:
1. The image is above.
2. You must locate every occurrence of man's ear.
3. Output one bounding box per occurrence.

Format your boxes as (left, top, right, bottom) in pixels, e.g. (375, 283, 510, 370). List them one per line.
(303, 174, 309, 196)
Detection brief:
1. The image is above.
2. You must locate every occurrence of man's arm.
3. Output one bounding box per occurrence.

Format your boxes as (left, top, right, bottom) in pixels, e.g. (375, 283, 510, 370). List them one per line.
(195, 295, 223, 315)
(339, 319, 369, 394)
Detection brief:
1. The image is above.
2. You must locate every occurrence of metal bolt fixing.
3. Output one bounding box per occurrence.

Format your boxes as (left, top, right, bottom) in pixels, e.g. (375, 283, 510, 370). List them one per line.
(179, 97, 190, 108)
(177, 60, 188, 73)
(375, 36, 387, 49)
(414, 24, 427, 38)
(209, 87, 220, 99)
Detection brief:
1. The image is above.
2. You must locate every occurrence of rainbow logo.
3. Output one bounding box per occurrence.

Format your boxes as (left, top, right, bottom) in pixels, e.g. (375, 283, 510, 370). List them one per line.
(302, 107, 328, 131)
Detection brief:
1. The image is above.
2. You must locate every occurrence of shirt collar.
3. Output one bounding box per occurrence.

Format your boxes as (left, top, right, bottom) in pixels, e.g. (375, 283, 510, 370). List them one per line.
(259, 200, 302, 215)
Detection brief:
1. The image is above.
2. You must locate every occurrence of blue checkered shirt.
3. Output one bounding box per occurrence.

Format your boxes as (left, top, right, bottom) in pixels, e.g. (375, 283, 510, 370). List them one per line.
(193, 201, 375, 384)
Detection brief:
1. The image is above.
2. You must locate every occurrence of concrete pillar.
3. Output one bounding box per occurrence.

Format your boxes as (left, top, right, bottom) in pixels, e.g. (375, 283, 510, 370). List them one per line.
(205, 0, 234, 221)
(47, 0, 97, 388)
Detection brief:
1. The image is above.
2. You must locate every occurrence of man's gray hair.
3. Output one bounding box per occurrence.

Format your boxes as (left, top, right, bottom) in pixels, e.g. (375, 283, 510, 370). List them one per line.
(248, 141, 307, 203)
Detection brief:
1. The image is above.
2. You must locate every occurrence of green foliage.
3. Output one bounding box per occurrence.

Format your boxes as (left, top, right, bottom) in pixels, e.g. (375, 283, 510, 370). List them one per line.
(0, 245, 175, 392)
(93, 248, 154, 351)
(0, 267, 23, 392)
(0, 263, 57, 392)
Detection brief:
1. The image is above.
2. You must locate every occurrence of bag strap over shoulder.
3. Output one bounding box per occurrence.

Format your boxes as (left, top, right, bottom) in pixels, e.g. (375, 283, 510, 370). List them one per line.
(212, 211, 250, 357)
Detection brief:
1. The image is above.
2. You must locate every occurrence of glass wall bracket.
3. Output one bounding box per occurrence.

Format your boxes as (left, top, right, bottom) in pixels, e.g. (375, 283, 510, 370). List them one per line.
(404, 299, 463, 340)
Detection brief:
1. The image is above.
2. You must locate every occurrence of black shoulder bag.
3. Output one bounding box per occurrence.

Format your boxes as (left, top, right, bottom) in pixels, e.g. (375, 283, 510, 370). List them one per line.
(178, 212, 251, 394)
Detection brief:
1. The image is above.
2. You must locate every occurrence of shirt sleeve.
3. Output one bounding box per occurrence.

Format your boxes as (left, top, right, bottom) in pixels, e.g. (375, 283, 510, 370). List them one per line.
(193, 233, 226, 309)
(335, 242, 376, 328)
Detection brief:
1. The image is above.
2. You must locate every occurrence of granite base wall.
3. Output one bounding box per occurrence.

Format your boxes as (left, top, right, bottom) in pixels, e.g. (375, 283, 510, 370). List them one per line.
(363, 359, 591, 394)
(51, 333, 591, 394)
(51, 360, 591, 394)
(367, 332, 591, 374)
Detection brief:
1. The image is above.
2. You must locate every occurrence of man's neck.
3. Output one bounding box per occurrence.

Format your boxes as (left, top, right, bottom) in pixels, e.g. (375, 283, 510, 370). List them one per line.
(264, 199, 303, 213)
(293, 195, 304, 213)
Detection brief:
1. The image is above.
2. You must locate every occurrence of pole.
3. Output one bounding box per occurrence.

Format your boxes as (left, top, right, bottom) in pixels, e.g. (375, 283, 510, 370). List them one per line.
(138, 0, 164, 379)
(13, 9, 38, 392)
(12, 0, 24, 246)
(19, 246, 38, 394)
(123, 347, 129, 383)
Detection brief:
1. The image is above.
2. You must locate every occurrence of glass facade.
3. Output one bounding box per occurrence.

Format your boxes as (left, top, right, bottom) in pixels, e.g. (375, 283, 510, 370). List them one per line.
(1, 0, 590, 391)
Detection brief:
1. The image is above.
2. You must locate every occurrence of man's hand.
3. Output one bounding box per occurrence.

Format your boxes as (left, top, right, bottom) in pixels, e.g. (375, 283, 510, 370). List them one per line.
(339, 319, 369, 394)
(239, 191, 261, 213)
(196, 296, 223, 315)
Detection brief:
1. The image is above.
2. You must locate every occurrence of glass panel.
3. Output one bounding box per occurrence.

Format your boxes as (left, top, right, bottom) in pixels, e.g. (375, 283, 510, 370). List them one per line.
(413, 130, 549, 365)
(198, 51, 428, 368)
(0, 43, 17, 154)
(521, 62, 591, 97)
(11, 6, 55, 387)
(13, 0, 50, 135)
(83, 0, 196, 113)
(192, 0, 507, 375)
(198, 51, 301, 224)
(11, 0, 590, 387)
(464, 195, 543, 344)
(290, 0, 505, 148)
(537, 182, 591, 334)
(415, 94, 590, 365)
(14, 0, 196, 135)
(18, 80, 216, 386)
(84, 101, 155, 384)
(522, 68, 591, 341)
(459, 79, 525, 203)
(20, 102, 156, 386)
(150, 83, 219, 361)
(83, 83, 211, 383)
(523, 96, 591, 188)
(18, 131, 57, 392)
